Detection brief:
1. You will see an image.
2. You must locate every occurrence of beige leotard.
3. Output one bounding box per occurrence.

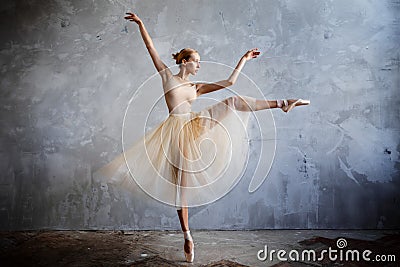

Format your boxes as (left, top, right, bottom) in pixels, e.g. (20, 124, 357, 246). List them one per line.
(163, 75, 198, 115)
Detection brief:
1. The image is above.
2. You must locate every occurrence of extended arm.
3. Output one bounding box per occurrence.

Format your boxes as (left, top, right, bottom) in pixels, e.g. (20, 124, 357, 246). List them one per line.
(125, 12, 172, 80)
(196, 48, 260, 96)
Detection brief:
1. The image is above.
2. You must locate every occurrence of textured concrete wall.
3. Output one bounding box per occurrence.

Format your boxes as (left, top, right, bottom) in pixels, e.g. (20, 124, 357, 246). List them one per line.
(0, 0, 399, 230)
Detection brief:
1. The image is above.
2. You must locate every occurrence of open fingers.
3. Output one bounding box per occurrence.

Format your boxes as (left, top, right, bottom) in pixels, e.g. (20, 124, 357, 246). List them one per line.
(124, 12, 137, 20)
(251, 48, 261, 58)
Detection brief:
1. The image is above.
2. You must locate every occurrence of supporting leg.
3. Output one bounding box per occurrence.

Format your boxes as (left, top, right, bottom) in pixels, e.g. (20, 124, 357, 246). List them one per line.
(176, 158, 194, 262)
(177, 207, 189, 232)
(177, 207, 194, 262)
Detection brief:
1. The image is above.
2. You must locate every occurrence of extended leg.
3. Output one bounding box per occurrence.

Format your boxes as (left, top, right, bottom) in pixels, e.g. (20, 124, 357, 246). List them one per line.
(224, 96, 309, 113)
(277, 99, 310, 112)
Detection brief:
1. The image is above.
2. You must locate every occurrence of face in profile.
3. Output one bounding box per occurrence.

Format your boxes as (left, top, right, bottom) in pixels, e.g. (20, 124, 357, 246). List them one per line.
(184, 53, 201, 76)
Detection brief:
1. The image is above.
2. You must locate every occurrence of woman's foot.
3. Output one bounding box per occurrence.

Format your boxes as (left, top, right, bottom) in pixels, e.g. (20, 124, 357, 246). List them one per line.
(183, 230, 194, 263)
(277, 99, 310, 113)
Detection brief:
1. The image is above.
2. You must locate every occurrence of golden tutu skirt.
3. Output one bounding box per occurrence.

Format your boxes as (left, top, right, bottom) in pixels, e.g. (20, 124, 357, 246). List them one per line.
(93, 96, 255, 208)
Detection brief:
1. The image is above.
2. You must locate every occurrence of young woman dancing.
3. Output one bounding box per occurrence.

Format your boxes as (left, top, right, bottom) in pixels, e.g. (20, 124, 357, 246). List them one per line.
(95, 11, 309, 263)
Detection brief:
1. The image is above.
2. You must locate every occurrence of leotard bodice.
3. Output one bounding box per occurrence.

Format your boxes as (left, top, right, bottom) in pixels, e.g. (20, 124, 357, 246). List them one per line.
(163, 76, 197, 115)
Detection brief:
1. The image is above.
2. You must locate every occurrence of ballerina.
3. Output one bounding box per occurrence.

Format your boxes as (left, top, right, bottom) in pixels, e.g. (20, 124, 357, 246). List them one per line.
(95, 10, 309, 263)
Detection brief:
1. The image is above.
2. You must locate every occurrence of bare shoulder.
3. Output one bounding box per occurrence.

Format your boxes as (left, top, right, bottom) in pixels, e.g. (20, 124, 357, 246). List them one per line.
(162, 74, 180, 92)
(163, 75, 195, 92)
(159, 67, 173, 79)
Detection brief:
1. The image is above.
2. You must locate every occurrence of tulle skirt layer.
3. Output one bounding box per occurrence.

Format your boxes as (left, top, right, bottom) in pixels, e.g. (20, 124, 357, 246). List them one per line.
(93, 96, 255, 208)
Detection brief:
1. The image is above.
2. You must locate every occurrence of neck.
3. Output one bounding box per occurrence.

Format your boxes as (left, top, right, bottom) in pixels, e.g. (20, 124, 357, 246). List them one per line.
(176, 69, 190, 81)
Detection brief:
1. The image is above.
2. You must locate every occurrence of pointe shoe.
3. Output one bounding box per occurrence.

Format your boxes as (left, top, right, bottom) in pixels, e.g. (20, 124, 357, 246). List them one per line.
(279, 99, 310, 113)
(183, 230, 194, 263)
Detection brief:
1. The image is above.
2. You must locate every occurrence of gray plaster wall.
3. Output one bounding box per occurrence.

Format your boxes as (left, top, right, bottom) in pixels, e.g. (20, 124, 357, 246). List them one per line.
(0, 0, 399, 230)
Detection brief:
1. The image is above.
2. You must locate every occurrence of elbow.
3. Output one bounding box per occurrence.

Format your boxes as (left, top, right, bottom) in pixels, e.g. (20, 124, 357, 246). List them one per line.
(226, 80, 234, 87)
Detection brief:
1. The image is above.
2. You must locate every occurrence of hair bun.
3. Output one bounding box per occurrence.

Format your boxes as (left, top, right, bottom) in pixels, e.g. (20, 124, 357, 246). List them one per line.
(172, 52, 180, 62)
(171, 48, 198, 65)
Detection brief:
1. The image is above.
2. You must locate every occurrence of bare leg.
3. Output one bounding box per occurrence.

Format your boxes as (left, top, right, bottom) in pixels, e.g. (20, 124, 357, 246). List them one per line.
(222, 96, 278, 111)
(204, 96, 309, 130)
(177, 207, 193, 257)
(176, 156, 193, 258)
(255, 99, 279, 110)
(255, 99, 308, 111)
(227, 96, 309, 112)
(177, 207, 189, 231)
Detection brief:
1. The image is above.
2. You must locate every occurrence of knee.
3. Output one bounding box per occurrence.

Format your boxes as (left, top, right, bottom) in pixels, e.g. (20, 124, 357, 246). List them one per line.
(227, 95, 254, 111)
(225, 95, 242, 109)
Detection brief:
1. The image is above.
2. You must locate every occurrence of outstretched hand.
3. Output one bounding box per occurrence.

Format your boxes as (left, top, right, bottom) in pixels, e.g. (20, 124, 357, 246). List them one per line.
(124, 12, 142, 24)
(243, 48, 261, 61)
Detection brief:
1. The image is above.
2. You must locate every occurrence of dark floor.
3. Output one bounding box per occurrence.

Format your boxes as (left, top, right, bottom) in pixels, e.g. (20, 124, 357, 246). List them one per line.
(0, 230, 399, 266)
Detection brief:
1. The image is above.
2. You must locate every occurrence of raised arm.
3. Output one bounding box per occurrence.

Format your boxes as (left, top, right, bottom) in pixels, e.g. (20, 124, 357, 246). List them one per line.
(196, 48, 260, 96)
(124, 12, 172, 80)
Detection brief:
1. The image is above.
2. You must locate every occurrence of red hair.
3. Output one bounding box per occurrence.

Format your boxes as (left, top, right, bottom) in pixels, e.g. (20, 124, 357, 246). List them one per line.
(172, 48, 198, 64)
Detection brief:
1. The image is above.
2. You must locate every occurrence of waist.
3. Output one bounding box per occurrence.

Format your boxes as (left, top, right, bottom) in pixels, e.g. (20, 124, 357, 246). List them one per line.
(169, 112, 192, 117)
